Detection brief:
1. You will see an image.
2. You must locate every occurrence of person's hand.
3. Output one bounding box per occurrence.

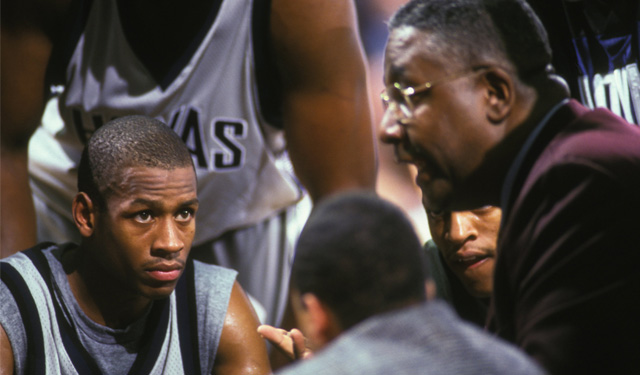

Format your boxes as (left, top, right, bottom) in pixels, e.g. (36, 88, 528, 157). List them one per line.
(257, 325, 313, 361)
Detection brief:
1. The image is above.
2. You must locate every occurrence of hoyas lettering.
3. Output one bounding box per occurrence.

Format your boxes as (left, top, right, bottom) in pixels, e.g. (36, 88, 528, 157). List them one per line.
(71, 107, 247, 171)
(578, 63, 640, 125)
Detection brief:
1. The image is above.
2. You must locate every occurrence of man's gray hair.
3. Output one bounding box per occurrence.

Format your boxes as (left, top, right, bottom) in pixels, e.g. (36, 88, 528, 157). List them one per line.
(389, 0, 553, 80)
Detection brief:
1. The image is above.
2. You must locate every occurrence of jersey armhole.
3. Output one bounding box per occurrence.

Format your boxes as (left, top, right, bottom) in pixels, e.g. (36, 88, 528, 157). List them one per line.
(44, 0, 94, 94)
(252, 0, 284, 129)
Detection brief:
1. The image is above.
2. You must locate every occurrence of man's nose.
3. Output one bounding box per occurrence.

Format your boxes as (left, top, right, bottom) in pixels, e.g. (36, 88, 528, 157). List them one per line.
(152, 219, 184, 255)
(446, 211, 478, 244)
(378, 108, 405, 144)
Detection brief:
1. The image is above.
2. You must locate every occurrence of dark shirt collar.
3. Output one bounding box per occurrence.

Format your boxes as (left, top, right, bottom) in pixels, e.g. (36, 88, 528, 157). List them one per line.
(500, 99, 570, 218)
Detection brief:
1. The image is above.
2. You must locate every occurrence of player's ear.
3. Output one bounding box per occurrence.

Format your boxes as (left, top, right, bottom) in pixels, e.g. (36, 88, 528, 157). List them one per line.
(480, 66, 514, 124)
(301, 293, 340, 348)
(73, 192, 97, 237)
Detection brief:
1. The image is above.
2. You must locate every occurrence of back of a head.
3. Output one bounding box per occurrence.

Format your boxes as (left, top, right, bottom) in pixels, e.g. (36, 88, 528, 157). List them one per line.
(389, 0, 553, 82)
(77, 115, 194, 208)
(291, 192, 428, 330)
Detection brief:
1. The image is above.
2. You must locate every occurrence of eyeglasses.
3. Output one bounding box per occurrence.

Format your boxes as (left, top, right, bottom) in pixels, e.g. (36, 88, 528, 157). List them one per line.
(380, 66, 490, 120)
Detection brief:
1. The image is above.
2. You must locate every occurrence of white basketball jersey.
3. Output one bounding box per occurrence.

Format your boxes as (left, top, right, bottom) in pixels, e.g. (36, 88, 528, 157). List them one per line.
(29, 0, 302, 245)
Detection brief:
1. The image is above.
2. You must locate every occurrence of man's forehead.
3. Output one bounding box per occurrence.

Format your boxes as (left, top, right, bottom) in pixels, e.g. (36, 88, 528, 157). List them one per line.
(385, 27, 424, 63)
(106, 166, 197, 197)
(384, 27, 444, 81)
(388, 26, 426, 46)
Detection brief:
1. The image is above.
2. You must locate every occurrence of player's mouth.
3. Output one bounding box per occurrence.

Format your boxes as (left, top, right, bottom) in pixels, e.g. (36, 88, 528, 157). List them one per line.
(145, 263, 184, 282)
(449, 252, 490, 270)
(457, 256, 489, 269)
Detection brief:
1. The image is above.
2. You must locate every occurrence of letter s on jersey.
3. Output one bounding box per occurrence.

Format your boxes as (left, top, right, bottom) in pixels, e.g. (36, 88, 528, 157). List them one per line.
(210, 118, 247, 171)
(169, 107, 248, 171)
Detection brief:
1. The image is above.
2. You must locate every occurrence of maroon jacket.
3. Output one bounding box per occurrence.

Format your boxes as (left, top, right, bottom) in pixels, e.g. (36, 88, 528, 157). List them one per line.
(491, 100, 640, 374)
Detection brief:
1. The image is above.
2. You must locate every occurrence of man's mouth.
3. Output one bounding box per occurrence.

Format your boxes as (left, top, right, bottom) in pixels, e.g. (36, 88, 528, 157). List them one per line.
(393, 144, 415, 165)
(396, 144, 439, 181)
(147, 269, 182, 281)
(449, 252, 490, 269)
(456, 256, 489, 269)
(145, 262, 184, 282)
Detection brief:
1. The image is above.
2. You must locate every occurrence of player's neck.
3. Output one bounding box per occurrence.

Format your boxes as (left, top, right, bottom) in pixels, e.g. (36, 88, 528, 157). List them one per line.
(63, 246, 152, 329)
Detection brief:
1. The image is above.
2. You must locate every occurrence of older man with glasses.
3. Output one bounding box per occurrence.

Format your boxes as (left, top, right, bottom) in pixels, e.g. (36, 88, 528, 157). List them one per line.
(378, 0, 640, 374)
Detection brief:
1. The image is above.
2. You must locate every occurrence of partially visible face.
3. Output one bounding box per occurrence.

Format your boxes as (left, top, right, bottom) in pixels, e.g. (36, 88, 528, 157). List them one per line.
(427, 206, 501, 298)
(379, 26, 501, 213)
(90, 166, 198, 300)
(290, 289, 326, 351)
(290, 289, 313, 343)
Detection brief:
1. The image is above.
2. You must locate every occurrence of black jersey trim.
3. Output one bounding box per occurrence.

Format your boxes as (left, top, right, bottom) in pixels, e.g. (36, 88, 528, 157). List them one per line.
(45, 0, 94, 92)
(23, 244, 104, 374)
(3, 243, 176, 374)
(176, 259, 201, 374)
(252, 0, 284, 128)
(126, 297, 171, 374)
(1, 262, 47, 375)
(159, 0, 225, 90)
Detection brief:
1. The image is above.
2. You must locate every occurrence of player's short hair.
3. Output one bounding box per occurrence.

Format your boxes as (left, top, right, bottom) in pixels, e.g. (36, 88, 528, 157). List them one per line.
(77, 115, 194, 209)
(291, 192, 429, 330)
(389, 0, 552, 81)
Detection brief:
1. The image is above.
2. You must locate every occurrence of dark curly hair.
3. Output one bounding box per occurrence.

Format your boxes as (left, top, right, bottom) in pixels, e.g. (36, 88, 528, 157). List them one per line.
(77, 115, 194, 209)
(291, 192, 429, 330)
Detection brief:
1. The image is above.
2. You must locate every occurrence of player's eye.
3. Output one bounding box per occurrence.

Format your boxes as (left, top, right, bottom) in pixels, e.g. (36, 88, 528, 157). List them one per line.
(426, 209, 446, 221)
(134, 211, 153, 223)
(472, 205, 496, 216)
(175, 209, 194, 222)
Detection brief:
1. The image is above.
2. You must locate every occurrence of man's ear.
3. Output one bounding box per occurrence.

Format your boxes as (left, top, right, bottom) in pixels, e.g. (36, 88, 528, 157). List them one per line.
(301, 293, 340, 348)
(72, 192, 96, 237)
(481, 67, 514, 124)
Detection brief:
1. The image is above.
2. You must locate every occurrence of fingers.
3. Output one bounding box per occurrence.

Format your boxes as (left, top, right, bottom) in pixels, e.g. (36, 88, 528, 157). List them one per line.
(289, 329, 307, 359)
(257, 325, 296, 359)
(257, 325, 287, 343)
(257, 325, 314, 360)
(290, 328, 313, 360)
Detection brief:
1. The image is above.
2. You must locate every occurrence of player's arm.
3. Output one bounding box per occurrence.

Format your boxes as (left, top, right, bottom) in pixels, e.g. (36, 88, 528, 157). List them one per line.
(0, 323, 14, 375)
(0, 0, 71, 257)
(270, 0, 377, 203)
(212, 282, 271, 375)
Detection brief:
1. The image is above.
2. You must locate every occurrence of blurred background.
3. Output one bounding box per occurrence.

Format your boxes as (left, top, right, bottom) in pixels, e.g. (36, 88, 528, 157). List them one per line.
(355, 0, 431, 242)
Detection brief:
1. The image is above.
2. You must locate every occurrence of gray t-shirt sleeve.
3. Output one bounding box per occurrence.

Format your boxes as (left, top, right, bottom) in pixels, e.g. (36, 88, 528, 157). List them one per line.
(194, 261, 238, 374)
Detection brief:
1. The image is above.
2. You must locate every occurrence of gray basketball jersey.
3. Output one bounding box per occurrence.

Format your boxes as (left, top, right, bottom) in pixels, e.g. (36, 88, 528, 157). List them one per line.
(29, 0, 301, 245)
(0, 243, 237, 374)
